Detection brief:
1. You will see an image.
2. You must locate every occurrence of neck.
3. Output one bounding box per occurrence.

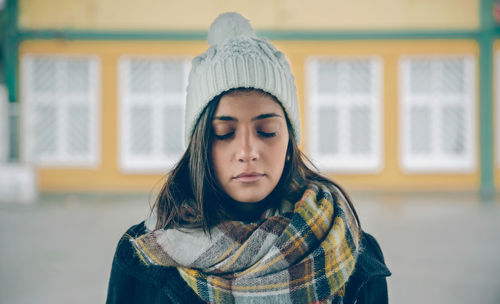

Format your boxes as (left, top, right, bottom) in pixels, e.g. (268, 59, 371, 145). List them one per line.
(224, 194, 276, 222)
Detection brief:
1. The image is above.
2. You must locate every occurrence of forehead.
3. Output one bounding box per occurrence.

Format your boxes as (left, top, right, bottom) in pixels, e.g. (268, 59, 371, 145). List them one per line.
(215, 91, 285, 116)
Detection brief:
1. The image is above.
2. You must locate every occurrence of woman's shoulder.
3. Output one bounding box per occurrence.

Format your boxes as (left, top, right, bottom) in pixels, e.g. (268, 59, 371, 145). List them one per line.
(111, 222, 176, 282)
(107, 222, 204, 303)
(356, 232, 391, 278)
(113, 222, 158, 278)
(121, 222, 148, 240)
(112, 222, 146, 265)
(343, 231, 391, 304)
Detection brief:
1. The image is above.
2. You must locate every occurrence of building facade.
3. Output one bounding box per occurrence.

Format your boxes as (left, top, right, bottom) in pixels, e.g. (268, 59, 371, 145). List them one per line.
(2, 0, 498, 195)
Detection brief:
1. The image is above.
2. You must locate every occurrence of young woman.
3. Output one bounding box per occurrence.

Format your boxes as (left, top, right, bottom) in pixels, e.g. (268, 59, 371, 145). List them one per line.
(107, 12, 390, 304)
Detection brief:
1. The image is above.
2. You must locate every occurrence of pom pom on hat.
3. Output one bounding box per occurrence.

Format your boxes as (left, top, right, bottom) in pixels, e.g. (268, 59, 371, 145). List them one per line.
(207, 12, 257, 46)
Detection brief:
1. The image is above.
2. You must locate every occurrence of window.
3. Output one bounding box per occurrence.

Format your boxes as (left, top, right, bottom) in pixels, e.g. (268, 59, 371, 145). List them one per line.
(21, 55, 100, 167)
(118, 56, 190, 173)
(306, 57, 383, 172)
(399, 55, 476, 173)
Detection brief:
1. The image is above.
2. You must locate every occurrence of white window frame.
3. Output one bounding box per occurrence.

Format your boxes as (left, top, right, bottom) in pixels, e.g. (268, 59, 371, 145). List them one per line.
(398, 54, 477, 173)
(306, 56, 384, 173)
(118, 55, 190, 174)
(21, 54, 101, 168)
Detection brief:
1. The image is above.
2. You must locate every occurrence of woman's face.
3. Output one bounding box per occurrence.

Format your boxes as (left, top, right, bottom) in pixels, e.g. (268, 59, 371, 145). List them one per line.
(210, 91, 289, 203)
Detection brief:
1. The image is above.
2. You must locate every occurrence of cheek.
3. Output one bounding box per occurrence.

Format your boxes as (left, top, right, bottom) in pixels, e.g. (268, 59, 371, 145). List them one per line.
(210, 143, 226, 177)
(270, 139, 289, 174)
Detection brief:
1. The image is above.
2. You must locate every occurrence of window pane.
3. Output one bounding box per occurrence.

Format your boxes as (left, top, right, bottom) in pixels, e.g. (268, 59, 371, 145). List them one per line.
(130, 105, 152, 155)
(34, 105, 57, 156)
(163, 107, 183, 155)
(318, 107, 339, 155)
(68, 105, 90, 155)
(350, 106, 371, 154)
(441, 59, 465, 94)
(130, 60, 152, 93)
(410, 106, 431, 154)
(33, 58, 56, 92)
(441, 106, 465, 155)
(162, 61, 184, 93)
(66, 59, 90, 93)
(410, 60, 432, 94)
(317, 61, 339, 93)
(348, 60, 371, 94)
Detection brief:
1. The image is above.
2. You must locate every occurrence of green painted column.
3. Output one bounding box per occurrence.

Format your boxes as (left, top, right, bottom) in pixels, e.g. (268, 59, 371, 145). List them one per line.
(3, 0, 19, 161)
(479, 0, 496, 199)
(5, 0, 18, 103)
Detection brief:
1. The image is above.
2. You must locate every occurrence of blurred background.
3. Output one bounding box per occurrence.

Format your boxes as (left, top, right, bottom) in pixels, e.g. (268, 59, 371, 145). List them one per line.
(0, 0, 499, 303)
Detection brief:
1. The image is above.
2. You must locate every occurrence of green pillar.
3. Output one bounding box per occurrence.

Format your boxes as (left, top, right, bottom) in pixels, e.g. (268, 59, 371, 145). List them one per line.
(4, 0, 19, 161)
(479, 0, 496, 200)
(4, 0, 18, 103)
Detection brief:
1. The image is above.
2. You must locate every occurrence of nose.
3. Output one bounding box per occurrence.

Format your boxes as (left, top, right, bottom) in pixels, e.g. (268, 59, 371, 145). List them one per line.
(236, 129, 259, 163)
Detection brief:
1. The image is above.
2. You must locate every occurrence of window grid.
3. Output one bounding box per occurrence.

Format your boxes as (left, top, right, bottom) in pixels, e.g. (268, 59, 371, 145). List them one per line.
(306, 57, 383, 173)
(118, 56, 190, 173)
(399, 55, 476, 173)
(21, 55, 100, 167)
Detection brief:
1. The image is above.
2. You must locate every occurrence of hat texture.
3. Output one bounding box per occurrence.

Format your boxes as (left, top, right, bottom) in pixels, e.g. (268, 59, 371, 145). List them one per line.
(184, 12, 300, 145)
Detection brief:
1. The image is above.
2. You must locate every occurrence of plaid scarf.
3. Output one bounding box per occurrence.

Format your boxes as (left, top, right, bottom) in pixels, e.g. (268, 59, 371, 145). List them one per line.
(131, 183, 361, 303)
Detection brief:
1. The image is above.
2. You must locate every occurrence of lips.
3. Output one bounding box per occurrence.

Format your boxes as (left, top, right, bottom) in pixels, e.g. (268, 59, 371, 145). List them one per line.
(233, 172, 265, 182)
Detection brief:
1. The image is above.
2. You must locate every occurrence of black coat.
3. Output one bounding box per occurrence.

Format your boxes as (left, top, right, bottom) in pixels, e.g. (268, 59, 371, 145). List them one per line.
(106, 223, 391, 304)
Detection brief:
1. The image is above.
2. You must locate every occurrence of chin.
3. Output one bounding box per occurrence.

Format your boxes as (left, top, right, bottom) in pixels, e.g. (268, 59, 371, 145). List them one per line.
(232, 195, 267, 203)
(229, 189, 271, 203)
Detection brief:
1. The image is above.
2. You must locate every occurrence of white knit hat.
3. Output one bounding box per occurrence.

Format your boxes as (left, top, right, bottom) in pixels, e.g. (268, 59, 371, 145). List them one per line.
(184, 12, 301, 146)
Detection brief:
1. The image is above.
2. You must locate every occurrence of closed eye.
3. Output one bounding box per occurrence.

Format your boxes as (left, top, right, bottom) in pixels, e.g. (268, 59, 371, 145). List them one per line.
(258, 131, 276, 138)
(214, 132, 235, 140)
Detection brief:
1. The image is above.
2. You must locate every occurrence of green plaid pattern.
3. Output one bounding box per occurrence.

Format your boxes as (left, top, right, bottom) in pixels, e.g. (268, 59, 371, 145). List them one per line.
(132, 183, 360, 303)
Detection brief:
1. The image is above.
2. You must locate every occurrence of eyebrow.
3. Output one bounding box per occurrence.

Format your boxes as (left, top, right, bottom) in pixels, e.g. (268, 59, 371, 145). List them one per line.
(213, 113, 282, 122)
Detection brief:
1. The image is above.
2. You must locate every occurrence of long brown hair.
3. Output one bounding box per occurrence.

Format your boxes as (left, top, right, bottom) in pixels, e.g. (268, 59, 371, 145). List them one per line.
(153, 88, 360, 232)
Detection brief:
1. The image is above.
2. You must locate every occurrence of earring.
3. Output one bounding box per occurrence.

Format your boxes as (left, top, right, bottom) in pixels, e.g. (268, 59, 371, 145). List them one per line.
(286, 155, 290, 161)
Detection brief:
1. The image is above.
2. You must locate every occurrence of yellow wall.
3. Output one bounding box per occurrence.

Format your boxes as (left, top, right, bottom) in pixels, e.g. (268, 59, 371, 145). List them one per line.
(20, 39, 480, 192)
(19, 0, 479, 31)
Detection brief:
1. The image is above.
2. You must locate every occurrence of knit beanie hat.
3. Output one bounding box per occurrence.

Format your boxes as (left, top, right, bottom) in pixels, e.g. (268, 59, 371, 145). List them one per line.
(184, 12, 300, 146)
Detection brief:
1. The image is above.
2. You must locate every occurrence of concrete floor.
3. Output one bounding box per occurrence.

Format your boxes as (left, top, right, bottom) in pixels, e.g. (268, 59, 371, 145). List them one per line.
(0, 191, 499, 304)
